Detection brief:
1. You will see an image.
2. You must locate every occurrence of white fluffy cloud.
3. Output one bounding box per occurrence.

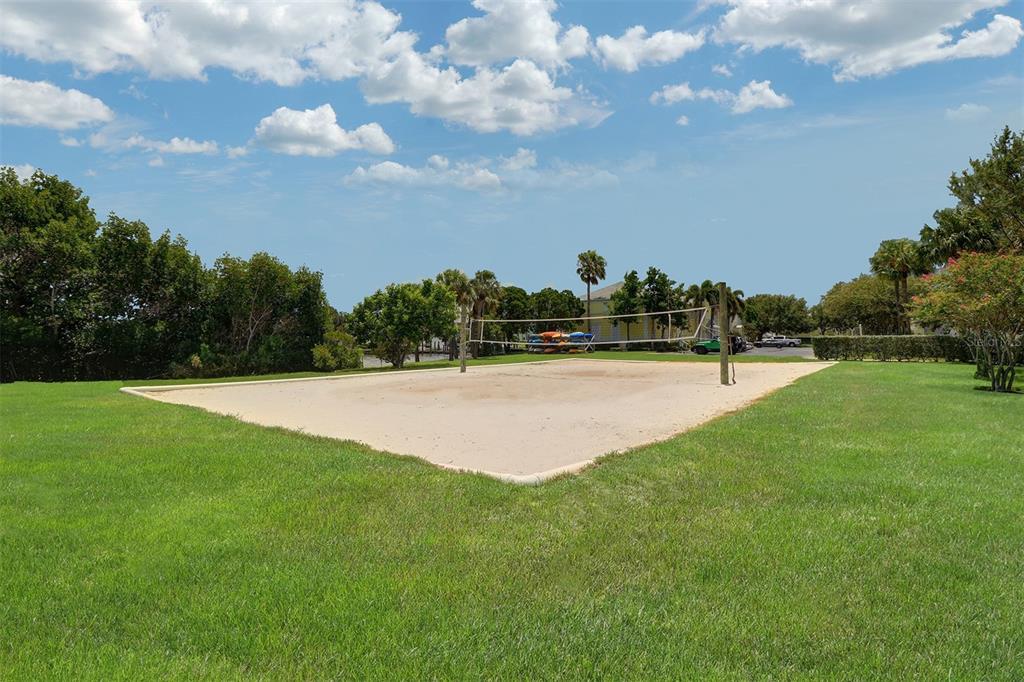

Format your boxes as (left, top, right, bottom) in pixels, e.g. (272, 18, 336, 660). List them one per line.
(0, 1, 414, 86)
(594, 26, 705, 72)
(0, 75, 113, 130)
(362, 54, 608, 135)
(346, 149, 616, 193)
(716, 0, 1023, 81)
(501, 148, 537, 171)
(675, 115, 690, 126)
(444, 0, 589, 67)
(125, 135, 219, 154)
(651, 79, 792, 114)
(945, 102, 991, 120)
(347, 158, 502, 191)
(252, 104, 394, 156)
(1, 1, 703, 136)
(650, 83, 697, 105)
(732, 80, 793, 114)
(712, 63, 733, 77)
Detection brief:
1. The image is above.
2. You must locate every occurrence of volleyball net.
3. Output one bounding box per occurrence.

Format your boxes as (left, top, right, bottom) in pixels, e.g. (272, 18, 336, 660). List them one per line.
(469, 306, 712, 352)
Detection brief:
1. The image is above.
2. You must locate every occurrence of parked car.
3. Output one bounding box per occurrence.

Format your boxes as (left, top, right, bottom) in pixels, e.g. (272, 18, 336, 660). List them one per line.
(755, 335, 802, 348)
(691, 336, 746, 355)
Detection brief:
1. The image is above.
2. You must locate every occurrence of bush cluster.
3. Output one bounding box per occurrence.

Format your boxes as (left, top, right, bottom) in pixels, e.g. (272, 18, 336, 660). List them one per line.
(811, 335, 973, 362)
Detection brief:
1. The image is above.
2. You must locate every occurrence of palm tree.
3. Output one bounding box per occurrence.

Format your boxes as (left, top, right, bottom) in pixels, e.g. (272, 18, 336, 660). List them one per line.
(576, 250, 607, 333)
(437, 269, 474, 373)
(470, 270, 501, 358)
(870, 239, 926, 333)
(708, 285, 745, 338)
(683, 279, 717, 335)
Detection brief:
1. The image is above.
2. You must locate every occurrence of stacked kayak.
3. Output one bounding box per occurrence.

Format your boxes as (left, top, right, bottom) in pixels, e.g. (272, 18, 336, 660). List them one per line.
(526, 331, 594, 353)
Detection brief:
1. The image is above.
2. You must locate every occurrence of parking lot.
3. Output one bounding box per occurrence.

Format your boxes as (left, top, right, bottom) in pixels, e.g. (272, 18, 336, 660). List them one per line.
(742, 345, 816, 359)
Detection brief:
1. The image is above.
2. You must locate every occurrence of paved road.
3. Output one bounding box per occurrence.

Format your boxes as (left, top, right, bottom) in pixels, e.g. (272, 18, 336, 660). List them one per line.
(739, 345, 816, 359)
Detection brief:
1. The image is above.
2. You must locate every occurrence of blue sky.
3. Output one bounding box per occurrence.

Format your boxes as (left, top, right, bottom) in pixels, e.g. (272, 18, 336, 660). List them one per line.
(2, 0, 1022, 308)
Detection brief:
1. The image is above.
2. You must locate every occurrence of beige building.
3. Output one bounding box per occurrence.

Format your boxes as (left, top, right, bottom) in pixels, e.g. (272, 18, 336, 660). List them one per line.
(578, 282, 724, 348)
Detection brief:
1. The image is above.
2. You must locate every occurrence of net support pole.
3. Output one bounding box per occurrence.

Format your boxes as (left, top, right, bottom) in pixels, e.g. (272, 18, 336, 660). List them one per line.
(718, 281, 730, 386)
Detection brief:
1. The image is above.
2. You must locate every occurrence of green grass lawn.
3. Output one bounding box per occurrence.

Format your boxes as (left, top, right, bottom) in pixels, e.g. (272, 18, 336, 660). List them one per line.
(2, 360, 1022, 679)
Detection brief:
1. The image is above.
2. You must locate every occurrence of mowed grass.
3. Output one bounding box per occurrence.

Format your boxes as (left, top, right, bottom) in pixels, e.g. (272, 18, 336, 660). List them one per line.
(2, 361, 1022, 679)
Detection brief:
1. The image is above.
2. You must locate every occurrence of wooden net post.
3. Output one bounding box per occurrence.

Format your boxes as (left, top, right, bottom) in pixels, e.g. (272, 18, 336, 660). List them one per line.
(718, 281, 730, 386)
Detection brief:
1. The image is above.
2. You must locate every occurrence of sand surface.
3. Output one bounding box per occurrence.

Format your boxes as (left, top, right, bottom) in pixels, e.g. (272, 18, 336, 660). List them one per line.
(131, 359, 832, 482)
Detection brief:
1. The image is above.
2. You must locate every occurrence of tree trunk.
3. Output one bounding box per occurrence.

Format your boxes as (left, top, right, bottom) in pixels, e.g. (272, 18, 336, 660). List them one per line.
(899, 274, 910, 334)
(459, 308, 468, 373)
(893, 278, 902, 334)
(586, 283, 592, 333)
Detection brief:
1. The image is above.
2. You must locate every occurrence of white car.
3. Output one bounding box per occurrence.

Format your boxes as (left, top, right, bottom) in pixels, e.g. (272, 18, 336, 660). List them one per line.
(755, 335, 802, 348)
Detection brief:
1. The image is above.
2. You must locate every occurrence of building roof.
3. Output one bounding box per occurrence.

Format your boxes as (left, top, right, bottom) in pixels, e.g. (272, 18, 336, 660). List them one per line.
(580, 281, 624, 301)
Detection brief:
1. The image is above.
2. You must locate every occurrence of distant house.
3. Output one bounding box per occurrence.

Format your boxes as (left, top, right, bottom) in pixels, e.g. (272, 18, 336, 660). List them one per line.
(578, 282, 728, 348)
(577, 281, 669, 347)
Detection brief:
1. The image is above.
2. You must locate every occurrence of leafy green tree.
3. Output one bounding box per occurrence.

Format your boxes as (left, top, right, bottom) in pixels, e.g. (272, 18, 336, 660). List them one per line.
(920, 126, 1024, 263)
(0, 167, 98, 380)
(497, 285, 531, 341)
(416, 278, 457, 361)
(742, 294, 811, 340)
(818, 274, 925, 335)
(608, 270, 642, 343)
(0, 168, 332, 380)
(913, 252, 1024, 392)
(576, 249, 606, 332)
(529, 287, 584, 331)
(349, 281, 455, 369)
(91, 215, 206, 378)
(204, 252, 329, 374)
(641, 267, 676, 347)
(870, 238, 928, 333)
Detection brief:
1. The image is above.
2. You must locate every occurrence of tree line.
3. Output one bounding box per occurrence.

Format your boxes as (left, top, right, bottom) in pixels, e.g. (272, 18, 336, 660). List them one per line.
(1, 168, 349, 381)
(812, 126, 1023, 391)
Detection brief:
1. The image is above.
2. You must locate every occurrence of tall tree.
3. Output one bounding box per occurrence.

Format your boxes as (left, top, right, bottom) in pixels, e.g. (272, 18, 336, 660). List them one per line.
(530, 287, 584, 331)
(869, 238, 927, 333)
(576, 250, 606, 332)
(683, 279, 718, 335)
(469, 270, 501, 357)
(708, 285, 746, 320)
(1, 167, 99, 380)
(608, 270, 642, 344)
(818, 274, 924, 335)
(349, 282, 455, 369)
(497, 285, 531, 342)
(920, 126, 1024, 263)
(415, 278, 457, 362)
(437, 269, 474, 372)
(641, 267, 675, 347)
(913, 252, 1024, 392)
(742, 294, 811, 340)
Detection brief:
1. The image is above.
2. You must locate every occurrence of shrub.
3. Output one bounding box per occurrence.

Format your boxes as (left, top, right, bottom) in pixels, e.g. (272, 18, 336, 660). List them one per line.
(312, 330, 363, 371)
(811, 335, 973, 362)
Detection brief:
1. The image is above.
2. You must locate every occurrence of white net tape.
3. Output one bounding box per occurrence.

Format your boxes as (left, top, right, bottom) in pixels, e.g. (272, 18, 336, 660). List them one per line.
(470, 306, 711, 349)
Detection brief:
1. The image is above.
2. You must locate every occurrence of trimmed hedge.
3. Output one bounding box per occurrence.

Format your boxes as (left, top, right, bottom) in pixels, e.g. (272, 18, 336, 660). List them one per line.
(811, 335, 973, 362)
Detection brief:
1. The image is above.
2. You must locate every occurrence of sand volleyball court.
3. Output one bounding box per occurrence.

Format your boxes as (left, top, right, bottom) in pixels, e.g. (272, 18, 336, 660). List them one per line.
(122, 359, 832, 483)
